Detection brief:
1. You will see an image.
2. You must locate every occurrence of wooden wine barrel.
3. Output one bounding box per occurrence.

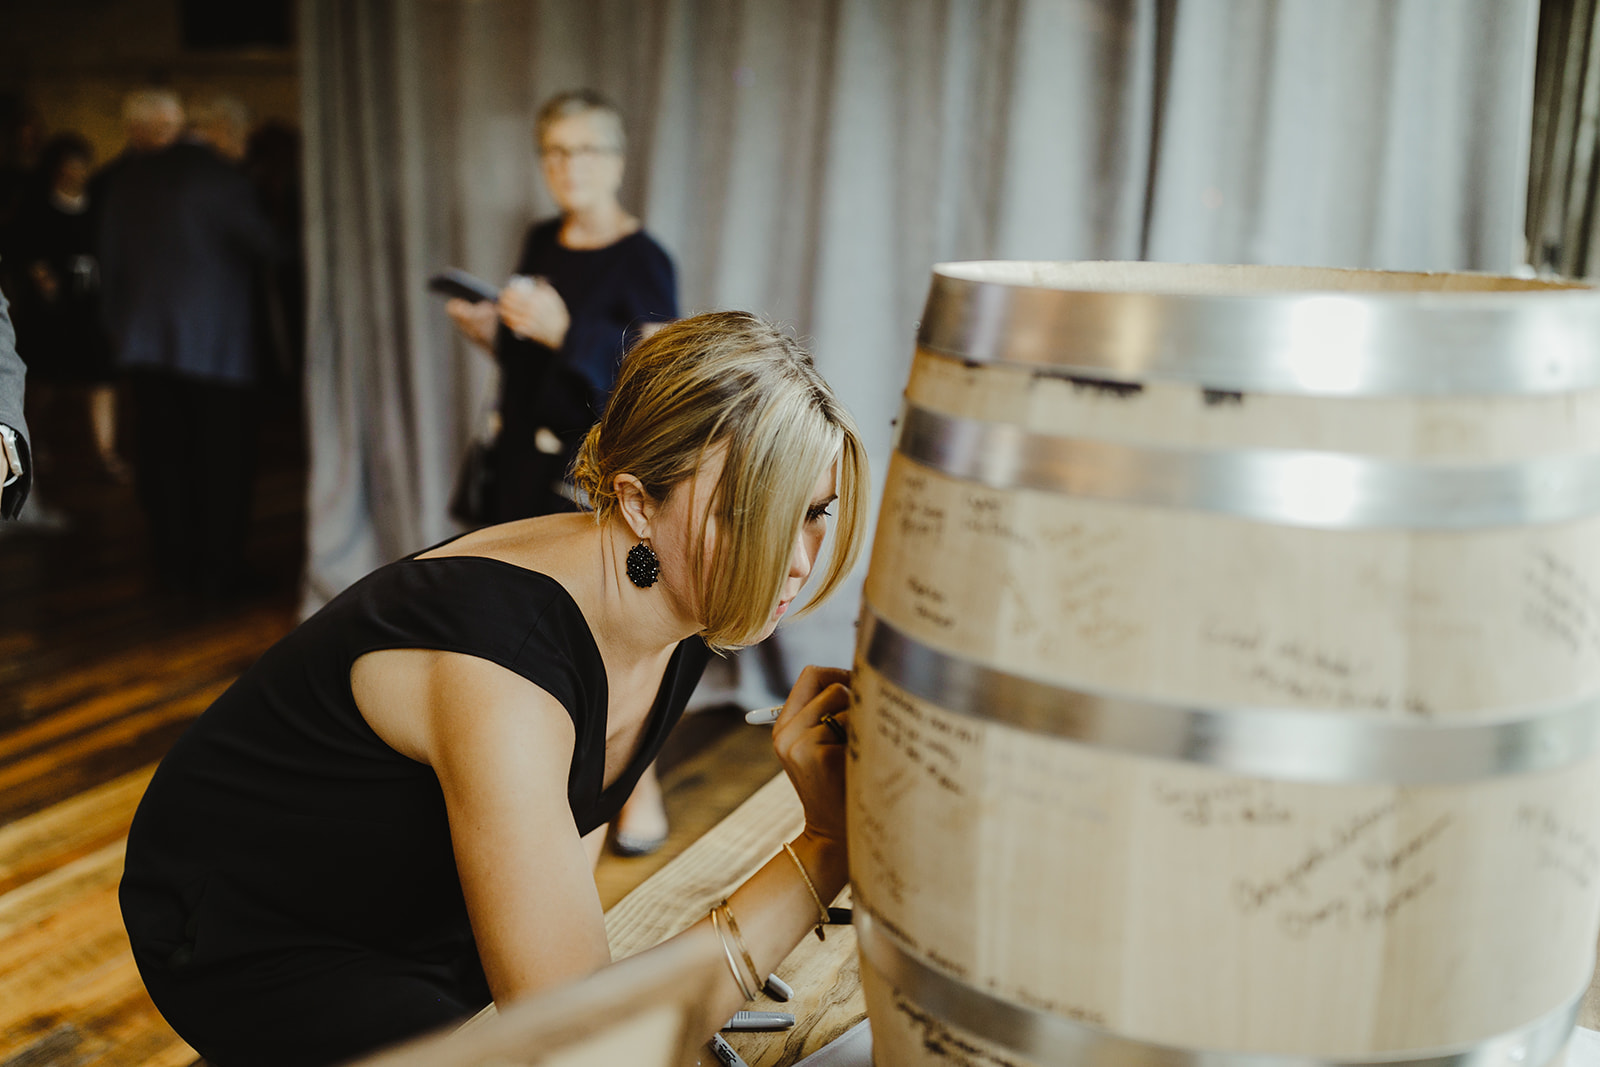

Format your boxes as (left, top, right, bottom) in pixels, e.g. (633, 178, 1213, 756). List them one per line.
(849, 262, 1600, 1067)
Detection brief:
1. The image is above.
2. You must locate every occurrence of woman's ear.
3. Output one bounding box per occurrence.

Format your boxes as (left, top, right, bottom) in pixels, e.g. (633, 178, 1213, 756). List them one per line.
(613, 474, 655, 539)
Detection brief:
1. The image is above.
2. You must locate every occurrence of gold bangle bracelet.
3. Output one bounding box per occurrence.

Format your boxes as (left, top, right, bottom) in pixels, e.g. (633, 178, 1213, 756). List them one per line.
(782, 841, 831, 941)
(719, 901, 761, 994)
(710, 901, 756, 1000)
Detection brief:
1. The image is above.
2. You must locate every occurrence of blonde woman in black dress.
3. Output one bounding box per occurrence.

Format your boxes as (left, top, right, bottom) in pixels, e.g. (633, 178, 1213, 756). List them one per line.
(120, 312, 869, 1066)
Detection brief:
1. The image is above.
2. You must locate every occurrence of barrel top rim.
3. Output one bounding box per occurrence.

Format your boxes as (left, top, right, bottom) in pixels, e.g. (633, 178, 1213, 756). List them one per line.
(930, 260, 1598, 300)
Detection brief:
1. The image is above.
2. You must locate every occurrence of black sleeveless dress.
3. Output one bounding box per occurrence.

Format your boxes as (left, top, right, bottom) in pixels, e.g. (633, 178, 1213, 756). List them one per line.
(119, 553, 709, 1067)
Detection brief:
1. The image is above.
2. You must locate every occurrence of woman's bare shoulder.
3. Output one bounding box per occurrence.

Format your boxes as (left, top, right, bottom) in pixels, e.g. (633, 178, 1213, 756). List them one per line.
(414, 513, 591, 565)
(351, 644, 577, 768)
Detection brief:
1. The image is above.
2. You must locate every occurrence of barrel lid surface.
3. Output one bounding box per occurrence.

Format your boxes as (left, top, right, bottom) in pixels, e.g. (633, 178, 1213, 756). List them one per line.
(917, 262, 1600, 396)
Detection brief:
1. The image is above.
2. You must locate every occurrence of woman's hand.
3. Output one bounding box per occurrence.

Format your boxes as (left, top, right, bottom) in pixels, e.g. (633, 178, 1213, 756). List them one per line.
(446, 297, 498, 352)
(498, 275, 570, 349)
(680, 667, 853, 1034)
(771, 665, 851, 848)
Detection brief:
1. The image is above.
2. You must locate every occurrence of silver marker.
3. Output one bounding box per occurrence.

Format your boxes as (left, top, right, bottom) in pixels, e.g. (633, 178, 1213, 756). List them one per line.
(724, 1010, 796, 1031)
(708, 1033, 750, 1067)
(743, 705, 783, 725)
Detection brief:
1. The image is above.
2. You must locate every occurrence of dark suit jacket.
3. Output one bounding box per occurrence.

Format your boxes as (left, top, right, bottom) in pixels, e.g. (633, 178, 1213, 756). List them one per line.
(0, 291, 32, 518)
(99, 140, 279, 385)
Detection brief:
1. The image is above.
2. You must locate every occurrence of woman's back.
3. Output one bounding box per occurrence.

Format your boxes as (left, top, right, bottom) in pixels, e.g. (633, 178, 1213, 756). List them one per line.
(119, 552, 707, 1063)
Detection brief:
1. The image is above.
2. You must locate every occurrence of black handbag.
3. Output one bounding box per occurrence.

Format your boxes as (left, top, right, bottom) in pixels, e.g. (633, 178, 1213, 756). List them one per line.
(448, 435, 498, 527)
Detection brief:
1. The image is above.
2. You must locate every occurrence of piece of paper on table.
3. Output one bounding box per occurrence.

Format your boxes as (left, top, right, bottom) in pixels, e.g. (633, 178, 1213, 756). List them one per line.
(1571, 1026, 1600, 1067)
(791, 1019, 871, 1067)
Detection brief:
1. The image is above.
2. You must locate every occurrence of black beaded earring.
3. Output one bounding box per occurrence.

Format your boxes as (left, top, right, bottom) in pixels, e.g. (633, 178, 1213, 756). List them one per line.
(626, 541, 661, 588)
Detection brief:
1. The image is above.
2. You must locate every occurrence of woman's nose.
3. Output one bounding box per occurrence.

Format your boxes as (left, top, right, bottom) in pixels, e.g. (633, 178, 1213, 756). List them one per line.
(790, 528, 818, 580)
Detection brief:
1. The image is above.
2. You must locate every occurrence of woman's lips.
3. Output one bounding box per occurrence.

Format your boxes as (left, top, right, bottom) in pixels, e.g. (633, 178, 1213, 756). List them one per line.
(775, 598, 793, 618)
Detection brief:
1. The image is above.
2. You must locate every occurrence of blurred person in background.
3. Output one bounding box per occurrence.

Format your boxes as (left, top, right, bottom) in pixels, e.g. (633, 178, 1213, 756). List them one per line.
(446, 89, 678, 856)
(0, 102, 43, 296)
(0, 104, 38, 521)
(244, 120, 304, 383)
(85, 89, 183, 495)
(89, 89, 184, 215)
(0, 103, 40, 524)
(99, 93, 280, 600)
(189, 95, 250, 164)
(0, 292, 32, 519)
(11, 133, 125, 482)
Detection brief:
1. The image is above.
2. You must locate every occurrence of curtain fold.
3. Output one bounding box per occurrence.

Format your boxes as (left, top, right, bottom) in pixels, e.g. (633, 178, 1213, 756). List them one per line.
(1526, 0, 1600, 276)
(300, 0, 1540, 670)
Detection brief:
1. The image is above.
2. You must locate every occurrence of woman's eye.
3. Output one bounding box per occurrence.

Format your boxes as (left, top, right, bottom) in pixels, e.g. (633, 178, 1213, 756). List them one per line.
(807, 505, 832, 522)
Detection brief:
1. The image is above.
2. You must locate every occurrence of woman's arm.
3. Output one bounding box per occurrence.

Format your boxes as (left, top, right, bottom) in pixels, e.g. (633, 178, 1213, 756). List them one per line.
(358, 649, 613, 1003)
(651, 665, 853, 1030)
(615, 241, 678, 353)
(352, 651, 848, 1020)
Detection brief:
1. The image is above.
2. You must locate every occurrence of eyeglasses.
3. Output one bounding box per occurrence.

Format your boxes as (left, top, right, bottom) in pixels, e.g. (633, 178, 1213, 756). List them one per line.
(539, 144, 620, 162)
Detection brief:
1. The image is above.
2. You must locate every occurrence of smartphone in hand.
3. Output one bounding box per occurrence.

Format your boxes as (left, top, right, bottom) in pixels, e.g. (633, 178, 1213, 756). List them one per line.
(427, 268, 500, 304)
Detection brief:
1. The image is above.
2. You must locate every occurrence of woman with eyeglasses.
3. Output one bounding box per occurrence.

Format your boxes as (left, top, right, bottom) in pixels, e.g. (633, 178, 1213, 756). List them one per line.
(447, 89, 678, 855)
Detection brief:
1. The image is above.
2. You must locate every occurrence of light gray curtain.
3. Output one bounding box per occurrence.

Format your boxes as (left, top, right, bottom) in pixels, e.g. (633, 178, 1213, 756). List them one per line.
(300, 0, 1538, 672)
(1526, 0, 1600, 277)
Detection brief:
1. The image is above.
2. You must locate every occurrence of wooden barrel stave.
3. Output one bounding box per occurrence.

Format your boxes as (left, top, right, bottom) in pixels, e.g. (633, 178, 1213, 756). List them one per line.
(867, 447, 1600, 719)
(905, 353, 1600, 472)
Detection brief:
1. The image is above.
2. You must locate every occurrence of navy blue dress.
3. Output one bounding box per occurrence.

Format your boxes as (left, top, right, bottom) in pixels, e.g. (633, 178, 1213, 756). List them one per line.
(491, 219, 677, 521)
(119, 552, 709, 1066)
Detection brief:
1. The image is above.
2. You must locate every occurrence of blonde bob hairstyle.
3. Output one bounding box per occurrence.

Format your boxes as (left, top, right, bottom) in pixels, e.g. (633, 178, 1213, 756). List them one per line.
(572, 311, 868, 650)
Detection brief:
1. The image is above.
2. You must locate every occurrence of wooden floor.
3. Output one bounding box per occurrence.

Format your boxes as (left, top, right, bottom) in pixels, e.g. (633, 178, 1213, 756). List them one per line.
(0, 385, 780, 1066)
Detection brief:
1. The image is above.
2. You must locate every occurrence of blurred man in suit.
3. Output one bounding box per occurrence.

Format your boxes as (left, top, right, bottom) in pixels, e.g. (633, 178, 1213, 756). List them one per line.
(99, 95, 278, 598)
(0, 291, 32, 519)
(89, 90, 184, 223)
(189, 96, 249, 164)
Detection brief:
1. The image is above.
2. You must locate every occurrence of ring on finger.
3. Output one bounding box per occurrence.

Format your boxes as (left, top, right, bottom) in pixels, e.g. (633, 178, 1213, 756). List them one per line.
(819, 712, 847, 744)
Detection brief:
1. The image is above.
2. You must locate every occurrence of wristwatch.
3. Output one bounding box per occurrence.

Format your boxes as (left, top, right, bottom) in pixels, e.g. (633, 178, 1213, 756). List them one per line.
(0, 423, 22, 486)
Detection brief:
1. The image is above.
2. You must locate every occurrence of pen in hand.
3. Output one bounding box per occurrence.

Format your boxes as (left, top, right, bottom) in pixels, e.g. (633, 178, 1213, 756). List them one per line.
(746, 702, 848, 742)
(744, 670, 855, 727)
